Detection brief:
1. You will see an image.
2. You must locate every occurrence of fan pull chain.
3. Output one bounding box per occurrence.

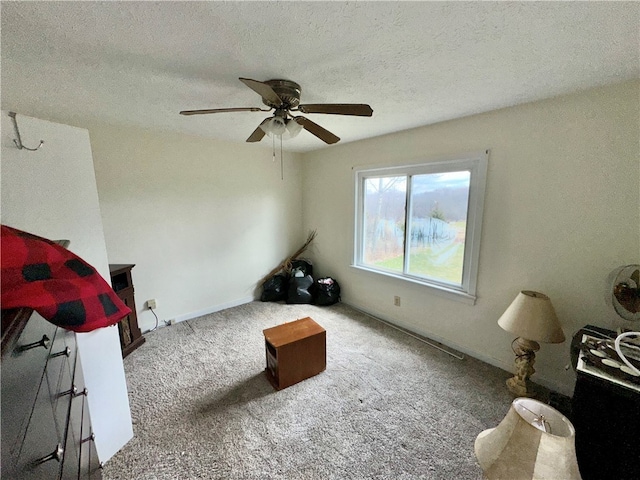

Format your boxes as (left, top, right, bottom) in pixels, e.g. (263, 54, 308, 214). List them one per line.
(280, 135, 284, 180)
(272, 135, 276, 162)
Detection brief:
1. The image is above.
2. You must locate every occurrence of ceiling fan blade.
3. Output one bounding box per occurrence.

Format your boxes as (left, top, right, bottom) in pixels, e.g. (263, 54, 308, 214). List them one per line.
(294, 117, 340, 144)
(180, 107, 267, 116)
(239, 78, 283, 107)
(297, 104, 373, 116)
(246, 118, 271, 143)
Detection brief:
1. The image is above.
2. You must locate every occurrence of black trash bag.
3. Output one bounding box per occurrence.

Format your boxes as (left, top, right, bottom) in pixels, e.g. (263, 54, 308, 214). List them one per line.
(261, 274, 289, 302)
(315, 277, 341, 306)
(290, 259, 313, 278)
(286, 275, 315, 304)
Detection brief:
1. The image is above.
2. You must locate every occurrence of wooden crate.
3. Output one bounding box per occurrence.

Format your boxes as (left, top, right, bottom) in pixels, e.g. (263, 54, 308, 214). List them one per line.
(263, 317, 326, 390)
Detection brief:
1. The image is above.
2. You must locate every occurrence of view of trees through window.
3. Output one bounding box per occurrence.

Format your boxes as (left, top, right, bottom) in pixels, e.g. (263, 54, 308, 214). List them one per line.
(363, 171, 471, 285)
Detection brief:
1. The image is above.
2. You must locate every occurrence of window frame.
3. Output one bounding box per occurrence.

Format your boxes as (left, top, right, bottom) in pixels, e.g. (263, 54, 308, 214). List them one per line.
(353, 150, 489, 304)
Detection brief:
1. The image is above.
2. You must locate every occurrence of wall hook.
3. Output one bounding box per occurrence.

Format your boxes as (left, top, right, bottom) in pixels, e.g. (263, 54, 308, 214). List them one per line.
(9, 111, 44, 151)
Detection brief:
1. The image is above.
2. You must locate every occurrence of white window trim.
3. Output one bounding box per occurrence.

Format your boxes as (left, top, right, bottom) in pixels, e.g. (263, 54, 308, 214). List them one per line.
(352, 150, 489, 304)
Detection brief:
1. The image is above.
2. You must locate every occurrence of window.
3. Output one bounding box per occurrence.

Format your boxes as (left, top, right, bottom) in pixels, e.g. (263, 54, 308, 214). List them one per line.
(354, 151, 488, 302)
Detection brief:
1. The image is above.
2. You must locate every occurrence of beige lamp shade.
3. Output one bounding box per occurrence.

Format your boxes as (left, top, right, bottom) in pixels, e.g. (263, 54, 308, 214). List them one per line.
(475, 398, 581, 480)
(498, 291, 565, 343)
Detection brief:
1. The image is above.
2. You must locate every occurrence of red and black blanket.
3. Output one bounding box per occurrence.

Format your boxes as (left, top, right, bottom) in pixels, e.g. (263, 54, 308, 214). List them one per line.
(1, 225, 131, 332)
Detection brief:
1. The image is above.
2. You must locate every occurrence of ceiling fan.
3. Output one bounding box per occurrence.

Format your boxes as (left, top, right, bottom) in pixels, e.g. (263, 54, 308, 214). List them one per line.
(180, 78, 373, 144)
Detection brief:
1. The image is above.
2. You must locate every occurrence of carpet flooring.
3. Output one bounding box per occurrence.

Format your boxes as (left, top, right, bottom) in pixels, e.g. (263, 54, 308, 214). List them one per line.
(102, 301, 514, 479)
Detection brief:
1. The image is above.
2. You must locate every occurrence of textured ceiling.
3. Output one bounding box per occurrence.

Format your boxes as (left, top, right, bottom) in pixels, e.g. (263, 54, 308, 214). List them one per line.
(1, 2, 638, 152)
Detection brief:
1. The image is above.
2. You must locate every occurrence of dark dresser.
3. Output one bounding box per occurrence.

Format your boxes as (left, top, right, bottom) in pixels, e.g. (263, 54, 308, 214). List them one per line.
(570, 326, 640, 480)
(1, 308, 102, 479)
(109, 264, 145, 358)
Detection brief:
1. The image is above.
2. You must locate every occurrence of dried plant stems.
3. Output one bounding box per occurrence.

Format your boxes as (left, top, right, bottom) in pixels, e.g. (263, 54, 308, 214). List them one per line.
(260, 230, 317, 285)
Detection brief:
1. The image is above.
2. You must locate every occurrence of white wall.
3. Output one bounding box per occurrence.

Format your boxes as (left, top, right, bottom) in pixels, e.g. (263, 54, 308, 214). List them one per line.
(301, 81, 640, 396)
(0, 112, 133, 461)
(88, 123, 304, 331)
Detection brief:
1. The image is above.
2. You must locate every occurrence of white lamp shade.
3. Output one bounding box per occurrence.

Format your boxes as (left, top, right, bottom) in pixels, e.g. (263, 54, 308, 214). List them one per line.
(498, 291, 565, 343)
(475, 398, 581, 480)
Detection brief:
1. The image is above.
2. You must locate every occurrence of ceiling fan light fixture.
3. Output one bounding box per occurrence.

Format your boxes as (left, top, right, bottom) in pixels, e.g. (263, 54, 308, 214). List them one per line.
(259, 116, 302, 140)
(260, 116, 287, 136)
(285, 118, 303, 138)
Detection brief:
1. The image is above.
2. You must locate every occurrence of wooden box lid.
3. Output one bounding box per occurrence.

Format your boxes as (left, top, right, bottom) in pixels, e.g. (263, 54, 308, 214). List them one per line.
(263, 317, 325, 347)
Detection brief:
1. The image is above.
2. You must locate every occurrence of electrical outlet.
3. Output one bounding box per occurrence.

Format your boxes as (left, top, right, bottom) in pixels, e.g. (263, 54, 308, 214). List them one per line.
(146, 299, 157, 310)
(394, 296, 401, 307)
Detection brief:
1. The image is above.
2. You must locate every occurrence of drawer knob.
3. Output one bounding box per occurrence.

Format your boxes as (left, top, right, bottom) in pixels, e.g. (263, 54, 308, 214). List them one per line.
(50, 346, 71, 358)
(33, 444, 64, 465)
(81, 432, 96, 443)
(18, 334, 50, 352)
(73, 387, 88, 398)
(59, 385, 78, 397)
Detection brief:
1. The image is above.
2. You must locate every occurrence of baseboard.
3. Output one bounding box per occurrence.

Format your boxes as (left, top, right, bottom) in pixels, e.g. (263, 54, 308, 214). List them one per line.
(344, 301, 573, 397)
(174, 296, 254, 323)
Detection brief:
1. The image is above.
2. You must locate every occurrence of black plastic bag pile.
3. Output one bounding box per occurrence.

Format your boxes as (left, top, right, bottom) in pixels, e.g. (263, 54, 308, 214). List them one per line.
(261, 259, 340, 306)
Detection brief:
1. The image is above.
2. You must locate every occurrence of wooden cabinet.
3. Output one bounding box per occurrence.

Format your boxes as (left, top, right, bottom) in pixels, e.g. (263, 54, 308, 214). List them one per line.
(109, 264, 145, 358)
(263, 317, 326, 390)
(1, 308, 102, 479)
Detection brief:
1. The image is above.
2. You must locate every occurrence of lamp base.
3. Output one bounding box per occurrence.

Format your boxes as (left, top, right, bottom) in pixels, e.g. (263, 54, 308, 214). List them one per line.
(506, 376, 536, 397)
(506, 337, 540, 397)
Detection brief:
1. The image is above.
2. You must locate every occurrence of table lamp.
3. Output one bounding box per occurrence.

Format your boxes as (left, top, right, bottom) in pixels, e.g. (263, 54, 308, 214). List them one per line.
(498, 291, 565, 397)
(475, 397, 581, 479)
